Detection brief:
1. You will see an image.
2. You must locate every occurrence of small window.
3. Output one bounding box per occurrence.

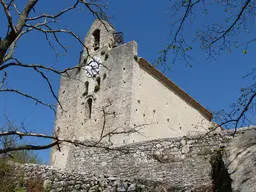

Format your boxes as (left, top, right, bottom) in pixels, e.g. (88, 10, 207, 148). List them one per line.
(92, 29, 100, 51)
(96, 77, 100, 85)
(83, 81, 89, 96)
(103, 73, 107, 80)
(94, 77, 100, 92)
(104, 54, 109, 61)
(87, 98, 92, 118)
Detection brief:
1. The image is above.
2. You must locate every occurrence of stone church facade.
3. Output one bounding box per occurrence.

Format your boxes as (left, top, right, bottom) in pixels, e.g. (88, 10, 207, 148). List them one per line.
(51, 20, 213, 170)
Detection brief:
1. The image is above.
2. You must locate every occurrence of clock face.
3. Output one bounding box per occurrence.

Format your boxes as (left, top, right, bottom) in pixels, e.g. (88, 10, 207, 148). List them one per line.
(85, 57, 101, 77)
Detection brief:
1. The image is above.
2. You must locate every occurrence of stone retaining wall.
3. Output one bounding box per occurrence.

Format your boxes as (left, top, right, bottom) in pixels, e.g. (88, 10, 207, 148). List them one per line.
(12, 163, 150, 192)
(65, 131, 231, 191)
(8, 127, 256, 192)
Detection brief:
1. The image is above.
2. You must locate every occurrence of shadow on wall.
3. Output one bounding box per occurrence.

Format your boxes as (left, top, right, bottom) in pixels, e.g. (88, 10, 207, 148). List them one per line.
(211, 150, 232, 192)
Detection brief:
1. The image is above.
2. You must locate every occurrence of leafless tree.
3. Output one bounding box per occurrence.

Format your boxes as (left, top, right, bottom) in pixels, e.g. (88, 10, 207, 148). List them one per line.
(0, 0, 128, 154)
(0, 0, 108, 109)
(0, 114, 41, 162)
(159, 0, 256, 131)
(0, 111, 145, 155)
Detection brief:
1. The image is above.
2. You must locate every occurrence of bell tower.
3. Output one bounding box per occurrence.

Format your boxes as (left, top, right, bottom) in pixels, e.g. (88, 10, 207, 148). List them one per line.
(51, 19, 138, 169)
(80, 19, 116, 64)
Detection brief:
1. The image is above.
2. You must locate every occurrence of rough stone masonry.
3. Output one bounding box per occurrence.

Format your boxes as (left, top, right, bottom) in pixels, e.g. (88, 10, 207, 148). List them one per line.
(10, 126, 256, 192)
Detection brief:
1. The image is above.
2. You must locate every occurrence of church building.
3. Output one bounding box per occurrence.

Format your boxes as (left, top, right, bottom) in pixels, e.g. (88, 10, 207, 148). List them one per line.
(51, 20, 212, 169)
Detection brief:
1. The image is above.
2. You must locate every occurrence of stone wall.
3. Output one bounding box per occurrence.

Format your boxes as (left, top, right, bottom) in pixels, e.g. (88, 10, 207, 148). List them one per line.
(11, 163, 151, 192)
(10, 127, 256, 192)
(66, 131, 231, 191)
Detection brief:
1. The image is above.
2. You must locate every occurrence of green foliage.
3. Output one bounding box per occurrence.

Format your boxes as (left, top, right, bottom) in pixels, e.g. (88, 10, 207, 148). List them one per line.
(0, 123, 41, 191)
(10, 150, 40, 164)
(0, 158, 17, 192)
(44, 183, 52, 192)
(184, 46, 192, 52)
(0, 118, 41, 165)
(0, 157, 44, 192)
(14, 187, 26, 192)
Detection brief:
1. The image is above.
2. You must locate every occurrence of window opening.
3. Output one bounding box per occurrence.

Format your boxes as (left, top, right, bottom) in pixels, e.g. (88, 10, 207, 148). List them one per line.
(104, 54, 109, 61)
(94, 77, 101, 92)
(83, 81, 89, 96)
(87, 98, 92, 118)
(92, 29, 100, 51)
(96, 76, 101, 86)
(113, 32, 124, 47)
(103, 73, 107, 80)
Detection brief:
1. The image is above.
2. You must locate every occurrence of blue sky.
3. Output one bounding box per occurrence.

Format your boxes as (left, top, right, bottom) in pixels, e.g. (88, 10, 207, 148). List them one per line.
(0, 0, 255, 164)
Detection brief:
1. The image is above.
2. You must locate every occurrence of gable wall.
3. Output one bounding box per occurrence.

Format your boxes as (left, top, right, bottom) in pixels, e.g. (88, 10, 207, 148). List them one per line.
(128, 60, 212, 143)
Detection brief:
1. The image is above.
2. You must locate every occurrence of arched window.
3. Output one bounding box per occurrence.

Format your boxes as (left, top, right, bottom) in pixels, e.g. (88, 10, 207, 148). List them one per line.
(92, 29, 100, 50)
(87, 98, 92, 118)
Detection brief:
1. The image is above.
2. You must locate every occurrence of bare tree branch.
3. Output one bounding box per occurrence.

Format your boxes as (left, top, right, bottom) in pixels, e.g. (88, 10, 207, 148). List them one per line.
(209, 0, 251, 46)
(0, 130, 131, 154)
(0, 0, 16, 33)
(0, 141, 59, 154)
(0, 70, 7, 89)
(0, 0, 38, 62)
(157, 0, 256, 132)
(0, 88, 56, 112)
(26, 0, 80, 21)
(33, 67, 63, 110)
(0, 59, 79, 75)
(0, 0, 116, 156)
(10, 2, 20, 15)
